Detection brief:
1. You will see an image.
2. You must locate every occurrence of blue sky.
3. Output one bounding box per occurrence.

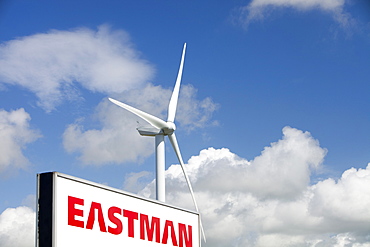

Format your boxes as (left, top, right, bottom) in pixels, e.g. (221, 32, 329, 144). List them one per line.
(0, 0, 370, 246)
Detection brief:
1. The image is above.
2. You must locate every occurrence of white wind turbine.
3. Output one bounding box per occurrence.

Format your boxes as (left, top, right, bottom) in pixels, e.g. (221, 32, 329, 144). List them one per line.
(108, 43, 205, 241)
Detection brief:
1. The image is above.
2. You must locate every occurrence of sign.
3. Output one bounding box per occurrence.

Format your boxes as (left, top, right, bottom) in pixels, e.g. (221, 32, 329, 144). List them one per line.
(37, 172, 200, 247)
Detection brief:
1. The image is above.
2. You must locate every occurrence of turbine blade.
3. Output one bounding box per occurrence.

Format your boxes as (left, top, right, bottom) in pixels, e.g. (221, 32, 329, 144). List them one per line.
(108, 97, 168, 130)
(168, 132, 206, 242)
(167, 43, 186, 123)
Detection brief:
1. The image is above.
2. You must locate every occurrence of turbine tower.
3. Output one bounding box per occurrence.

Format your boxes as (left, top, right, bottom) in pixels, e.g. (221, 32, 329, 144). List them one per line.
(108, 43, 205, 241)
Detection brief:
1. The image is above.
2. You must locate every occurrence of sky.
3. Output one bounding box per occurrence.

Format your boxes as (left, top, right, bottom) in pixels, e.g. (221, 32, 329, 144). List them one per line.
(0, 0, 370, 246)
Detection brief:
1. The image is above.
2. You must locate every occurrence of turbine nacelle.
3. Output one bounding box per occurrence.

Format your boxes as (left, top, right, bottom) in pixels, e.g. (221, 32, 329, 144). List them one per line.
(136, 122, 176, 136)
(136, 126, 162, 136)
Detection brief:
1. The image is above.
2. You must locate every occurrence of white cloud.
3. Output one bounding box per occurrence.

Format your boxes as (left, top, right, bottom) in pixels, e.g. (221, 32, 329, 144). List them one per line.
(138, 126, 370, 246)
(21, 194, 36, 211)
(0, 25, 154, 112)
(0, 108, 41, 174)
(235, 0, 351, 28)
(123, 171, 152, 194)
(162, 127, 326, 199)
(0, 206, 35, 247)
(176, 84, 219, 131)
(63, 83, 218, 165)
(310, 165, 370, 227)
(249, 0, 345, 10)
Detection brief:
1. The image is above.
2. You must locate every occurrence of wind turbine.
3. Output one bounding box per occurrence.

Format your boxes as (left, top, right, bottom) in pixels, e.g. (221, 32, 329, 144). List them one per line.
(108, 43, 206, 241)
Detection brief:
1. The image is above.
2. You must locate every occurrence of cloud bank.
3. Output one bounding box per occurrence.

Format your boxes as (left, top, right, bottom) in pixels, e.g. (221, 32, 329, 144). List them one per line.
(235, 0, 351, 28)
(2, 126, 370, 246)
(0, 26, 154, 111)
(63, 83, 218, 165)
(0, 108, 40, 174)
(139, 127, 370, 246)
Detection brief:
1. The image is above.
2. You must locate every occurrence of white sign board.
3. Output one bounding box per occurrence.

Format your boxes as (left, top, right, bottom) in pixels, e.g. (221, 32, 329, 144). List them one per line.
(37, 172, 200, 247)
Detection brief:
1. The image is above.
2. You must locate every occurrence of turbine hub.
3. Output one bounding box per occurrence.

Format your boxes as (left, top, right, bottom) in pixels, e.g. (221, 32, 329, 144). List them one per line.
(163, 121, 176, 135)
